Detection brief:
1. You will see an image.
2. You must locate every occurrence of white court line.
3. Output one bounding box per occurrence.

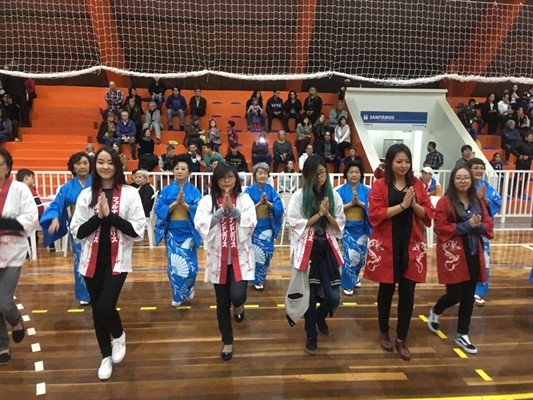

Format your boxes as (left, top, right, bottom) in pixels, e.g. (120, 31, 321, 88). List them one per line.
(21, 315, 30, 322)
(16, 303, 24, 310)
(521, 244, 533, 252)
(34, 361, 44, 372)
(36, 382, 46, 396)
(491, 243, 533, 247)
(31, 343, 41, 352)
(27, 327, 36, 336)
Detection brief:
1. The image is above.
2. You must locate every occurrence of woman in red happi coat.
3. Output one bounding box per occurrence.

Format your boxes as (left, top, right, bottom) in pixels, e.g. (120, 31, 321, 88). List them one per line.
(363, 144, 434, 361)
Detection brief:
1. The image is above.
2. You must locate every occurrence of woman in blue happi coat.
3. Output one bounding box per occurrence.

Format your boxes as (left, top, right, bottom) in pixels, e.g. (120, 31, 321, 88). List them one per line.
(335, 161, 372, 295)
(40, 152, 93, 305)
(468, 158, 502, 306)
(244, 162, 284, 290)
(155, 154, 202, 307)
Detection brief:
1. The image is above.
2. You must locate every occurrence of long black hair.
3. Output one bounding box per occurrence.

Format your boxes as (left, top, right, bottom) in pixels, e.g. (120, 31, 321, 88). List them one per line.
(0, 147, 13, 178)
(301, 155, 335, 219)
(384, 143, 413, 187)
(210, 162, 242, 212)
(89, 147, 126, 207)
(445, 167, 478, 220)
(67, 152, 93, 176)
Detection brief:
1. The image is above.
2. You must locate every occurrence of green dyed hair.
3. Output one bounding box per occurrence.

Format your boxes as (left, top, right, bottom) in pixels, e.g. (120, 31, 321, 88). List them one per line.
(301, 155, 336, 222)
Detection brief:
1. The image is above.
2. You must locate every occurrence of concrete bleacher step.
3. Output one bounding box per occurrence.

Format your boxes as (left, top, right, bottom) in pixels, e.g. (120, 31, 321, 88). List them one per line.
(13, 158, 71, 170)
(13, 149, 86, 159)
(477, 135, 501, 148)
(31, 119, 96, 129)
(20, 134, 90, 144)
(20, 127, 97, 137)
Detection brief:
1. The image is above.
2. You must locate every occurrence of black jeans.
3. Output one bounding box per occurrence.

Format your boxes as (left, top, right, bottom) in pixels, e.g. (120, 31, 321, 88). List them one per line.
(434, 280, 477, 335)
(267, 112, 285, 131)
(377, 277, 417, 341)
(273, 153, 294, 173)
(84, 263, 128, 358)
(213, 266, 248, 345)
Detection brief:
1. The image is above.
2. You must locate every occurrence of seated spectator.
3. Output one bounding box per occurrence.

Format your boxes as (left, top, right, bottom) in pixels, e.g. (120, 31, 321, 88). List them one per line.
(0, 108, 13, 143)
(314, 131, 341, 173)
(278, 160, 298, 193)
(344, 147, 363, 166)
(123, 97, 142, 141)
(184, 116, 205, 155)
(1, 93, 20, 141)
(313, 113, 329, 142)
(4, 65, 30, 127)
(246, 96, 266, 131)
(187, 143, 206, 173)
(283, 90, 302, 133)
(112, 142, 129, 171)
(245, 90, 264, 113)
(166, 86, 187, 131)
(251, 133, 272, 165)
(510, 84, 521, 108)
(189, 88, 207, 118)
(85, 144, 95, 158)
(423, 141, 444, 170)
(24, 77, 37, 111)
(334, 116, 351, 157)
(295, 115, 312, 156)
(116, 110, 137, 159)
(159, 144, 177, 172)
(338, 79, 350, 101)
(16, 168, 44, 217)
(134, 169, 155, 217)
(206, 119, 221, 152)
(501, 119, 521, 160)
(97, 111, 118, 147)
(511, 132, 533, 196)
(148, 77, 166, 109)
(204, 143, 224, 171)
(457, 99, 482, 140)
(123, 87, 145, 113)
(210, 159, 220, 171)
(328, 100, 348, 132)
(302, 87, 323, 124)
(272, 130, 295, 172)
(143, 101, 163, 144)
(129, 168, 139, 188)
(101, 81, 123, 120)
(227, 120, 238, 147)
(518, 108, 531, 136)
(137, 127, 159, 171)
(0, 80, 5, 97)
(455, 144, 474, 168)
(266, 89, 284, 132)
(225, 143, 249, 172)
(298, 143, 314, 171)
(481, 93, 500, 135)
(522, 85, 533, 113)
(490, 152, 503, 170)
(420, 167, 442, 197)
(498, 93, 514, 124)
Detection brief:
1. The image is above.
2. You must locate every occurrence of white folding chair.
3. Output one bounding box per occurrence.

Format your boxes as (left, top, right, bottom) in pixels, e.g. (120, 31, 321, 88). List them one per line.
(147, 190, 159, 249)
(279, 192, 292, 246)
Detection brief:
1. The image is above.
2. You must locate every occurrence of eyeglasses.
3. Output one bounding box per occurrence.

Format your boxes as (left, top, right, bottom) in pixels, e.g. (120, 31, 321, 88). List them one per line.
(317, 170, 327, 177)
(455, 176, 471, 182)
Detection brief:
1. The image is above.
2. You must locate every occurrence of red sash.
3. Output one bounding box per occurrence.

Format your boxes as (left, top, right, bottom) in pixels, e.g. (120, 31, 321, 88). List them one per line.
(86, 186, 122, 278)
(218, 194, 242, 284)
(0, 178, 22, 237)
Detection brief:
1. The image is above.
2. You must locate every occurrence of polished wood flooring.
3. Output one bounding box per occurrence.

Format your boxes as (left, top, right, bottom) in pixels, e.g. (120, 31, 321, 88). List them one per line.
(3, 230, 533, 399)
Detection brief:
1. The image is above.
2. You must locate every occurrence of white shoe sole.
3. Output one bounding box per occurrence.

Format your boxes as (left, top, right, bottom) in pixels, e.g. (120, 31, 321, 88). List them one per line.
(455, 338, 478, 354)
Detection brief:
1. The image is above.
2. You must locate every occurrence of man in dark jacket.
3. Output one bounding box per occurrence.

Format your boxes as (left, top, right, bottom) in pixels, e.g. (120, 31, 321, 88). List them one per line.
(225, 144, 249, 172)
(314, 131, 341, 173)
(511, 132, 533, 197)
(1, 93, 20, 141)
(165, 86, 187, 131)
(189, 88, 207, 118)
(266, 90, 284, 132)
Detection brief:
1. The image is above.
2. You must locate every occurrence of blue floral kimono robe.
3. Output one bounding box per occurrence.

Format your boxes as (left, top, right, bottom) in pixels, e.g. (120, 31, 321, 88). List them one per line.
(336, 182, 372, 290)
(244, 183, 284, 285)
(475, 179, 501, 296)
(155, 181, 202, 303)
(40, 176, 92, 302)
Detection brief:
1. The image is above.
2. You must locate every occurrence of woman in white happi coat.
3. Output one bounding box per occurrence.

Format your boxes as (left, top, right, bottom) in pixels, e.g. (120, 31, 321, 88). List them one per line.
(194, 162, 257, 362)
(70, 147, 145, 380)
(0, 148, 39, 366)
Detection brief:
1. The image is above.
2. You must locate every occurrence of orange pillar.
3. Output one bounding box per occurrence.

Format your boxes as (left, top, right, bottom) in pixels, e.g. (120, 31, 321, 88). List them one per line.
(85, 0, 131, 87)
(441, 0, 525, 97)
(285, 0, 318, 92)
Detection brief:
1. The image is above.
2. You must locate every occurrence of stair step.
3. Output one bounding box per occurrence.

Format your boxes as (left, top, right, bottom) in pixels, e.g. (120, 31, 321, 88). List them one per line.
(13, 148, 86, 159)
(30, 119, 96, 129)
(19, 134, 90, 144)
(19, 127, 97, 137)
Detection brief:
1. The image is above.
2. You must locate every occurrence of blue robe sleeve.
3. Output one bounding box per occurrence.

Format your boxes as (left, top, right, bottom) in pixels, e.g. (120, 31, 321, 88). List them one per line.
(480, 180, 502, 219)
(267, 184, 284, 239)
(185, 183, 203, 247)
(357, 183, 373, 236)
(40, 181, 72, 247)
(154, 183, 177, 245)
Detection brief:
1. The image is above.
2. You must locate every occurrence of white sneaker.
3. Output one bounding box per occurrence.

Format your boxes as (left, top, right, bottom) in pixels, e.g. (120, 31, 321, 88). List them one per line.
(355, 280, 362, 288)
(79, 300, 90, 306)
(111, 332, 126, 364)
(171, 300, 182, 307)
(254, 283, 264, 291)
(474, 295, 485, 307)
(455, 334, 478, 354)
(428, 307, 441, 333)
(343, 288, 354, 296)
(98, 357, 113, 380)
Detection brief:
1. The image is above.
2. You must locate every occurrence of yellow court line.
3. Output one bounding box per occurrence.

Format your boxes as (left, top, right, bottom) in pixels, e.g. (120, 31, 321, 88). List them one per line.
(140, 307, 157, 311)
(419, 315, 429, 323)
(210, 305, 217, 309)
(276, 304, 285, 308)
(175, 306, 191, 310)
(67, 309, 85, 313)
(453, 348, 468, 359)
(116, 308, 121, 311)
(31, 310, 48, 314)
(244, 304, 259, 308)
(391, 393, 533, 400)
(436, 331, 447, 339)
(343, 302, 358, 306)
(475, 369, 493, 382)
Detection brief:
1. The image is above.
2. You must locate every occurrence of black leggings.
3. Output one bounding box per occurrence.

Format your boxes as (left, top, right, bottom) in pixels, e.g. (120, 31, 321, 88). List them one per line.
(84, 263, 127, 358)
(377, 277, 417, 341)
(434, 280, 477, 335)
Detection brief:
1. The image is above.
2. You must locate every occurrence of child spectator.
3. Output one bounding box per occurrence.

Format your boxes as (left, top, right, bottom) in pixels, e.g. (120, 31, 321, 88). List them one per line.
(143, 101, 163, 144)
(246, 97, 266, 131)
(16, 168, 44, 217)
(227, 120, 238, 147)
(225, 143, 249, 172)
(189, 88, 207, 118)
(137, 127, 159, 171)
(148, 77, 166, 109)
(206, 119, 221, 152)
(490, 152, 503, 170)
(166, 86, 187, 131)
(112, 142, 129, 171)
(101, 81, 123, 120)
(85, 144, 95, 158)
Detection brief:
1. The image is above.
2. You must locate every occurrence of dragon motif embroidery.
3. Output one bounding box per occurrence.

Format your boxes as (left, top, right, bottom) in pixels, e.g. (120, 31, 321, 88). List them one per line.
(442, 240, 462, 271)
(412, 241, 427, 273)
(366, 239, 385, 271)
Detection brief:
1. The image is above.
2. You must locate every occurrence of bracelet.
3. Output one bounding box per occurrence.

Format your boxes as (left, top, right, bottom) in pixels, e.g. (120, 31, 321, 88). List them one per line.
(399, 204, 405, 210)
(318, 212, 323, 218)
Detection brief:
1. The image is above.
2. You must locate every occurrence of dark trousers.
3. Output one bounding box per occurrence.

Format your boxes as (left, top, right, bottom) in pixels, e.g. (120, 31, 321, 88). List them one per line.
(252, 153, 272, 166)
(511, 169, 528, 197)
(304, 257, 340, 339)
(433, 280, 477, 335)
(84, 263, 128, 358)
(338, 141, 351, 158)
(284, 113, 300, 132)
(273, 153, 294, 172)
(267, 112, 285, 131)
(377, 277, 417, 341)
(213, 266, 248, 345)
(325, 156, 341, 173)
(295, 138, 310, 157)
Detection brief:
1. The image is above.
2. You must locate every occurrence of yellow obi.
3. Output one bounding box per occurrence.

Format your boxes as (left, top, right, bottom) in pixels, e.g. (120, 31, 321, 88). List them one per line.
(170, 205, 189, 220)
(345, 205, 364, 221)
(256, 204, 270, 219)
(69, 205, 76, 216)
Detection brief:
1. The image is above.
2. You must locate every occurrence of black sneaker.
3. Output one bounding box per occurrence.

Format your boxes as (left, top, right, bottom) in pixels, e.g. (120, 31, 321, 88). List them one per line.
(455, 334, 478, 354)
(12, 323, 25, 344)
(305, 337, 317, 355)
(0, 352, 10, 366)
(317, 319, 330, 336)
(428, 307, 441, 333)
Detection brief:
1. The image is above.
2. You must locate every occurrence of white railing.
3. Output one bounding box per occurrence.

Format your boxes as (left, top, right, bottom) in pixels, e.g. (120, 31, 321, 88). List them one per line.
(11, 170, 533, 223)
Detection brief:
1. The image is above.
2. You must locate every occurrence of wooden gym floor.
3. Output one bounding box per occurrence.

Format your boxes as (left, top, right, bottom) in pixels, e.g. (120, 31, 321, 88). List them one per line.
(2, 230, 533, 400)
